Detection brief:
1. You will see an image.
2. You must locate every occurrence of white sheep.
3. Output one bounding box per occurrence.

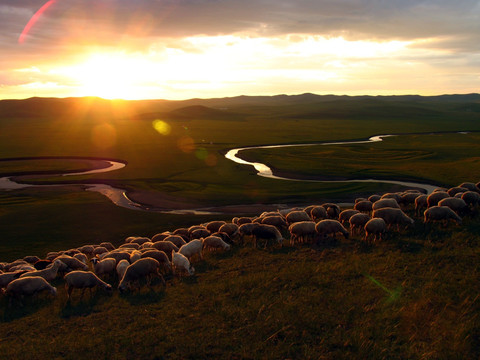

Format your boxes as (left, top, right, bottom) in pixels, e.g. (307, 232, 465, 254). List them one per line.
(55, 255, 89, 271)
(261, 215, 288, 230)
(64, 270, 112, 299)
(116, 259, 130, 280)
(5, 276, 57, 304)
(218, 223, 240, 238)
(372, 207, 414, 231)
(349, 213, 371, 236)
(91, 257, 117, 279)
(172, 251, 195, 277)
(178, 239, 204, 261)
(285, 210, 311, 224)
(426, 191, 450, 207)
(438, 197, 469, 216)
(315, 219, 349, 240)
(338, 209, 360, 226)
(205, 220, 227, 233)
(364, 218, 387, 244)
(372, 198, 400, 210)
(163, 235, 187, 248)
(202, 236, 231, 252)
(140, 250, 172, 274)
(152, 241, 179, 257)
(288, 221, 316, 245)
(424, 206, 462, 226)
(118, 257, 166, 293)
(19, 259, 63, 282)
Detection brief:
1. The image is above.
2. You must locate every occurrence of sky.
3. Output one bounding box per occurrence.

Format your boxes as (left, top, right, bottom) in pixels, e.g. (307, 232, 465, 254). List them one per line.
(0, 0, 479, 100)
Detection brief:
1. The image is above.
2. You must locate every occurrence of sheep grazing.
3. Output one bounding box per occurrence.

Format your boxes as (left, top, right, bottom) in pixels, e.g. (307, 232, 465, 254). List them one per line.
(73, 253, 88, 265)
(233, 217, 252, 225)
(349, 213, 371, 236)
(315, 219, 349, 240)
(93, 246, 109, 256)
(151, 232, 171, 242)
(99, 242, 115, 251)
(116, 259, 130, 280)
(128, 236, 151, 246)
(459, 182, 480, 193)
(205, 220, 227, 233)
(372, 198, 400, 210)
(202, 236, 231, 252)
(310, 206, 328, 221)
(251, 224, 284, 248)
(101, 251, 132, 263)
(381, 192, 402, 202)
(19, 259, 63, 282)
(447, 186, 468, 197)
(368, 194, 382, 203)
(55, 255, 89, 271)
(461, 191, 480, 208)
(218, 223, 239, 238)
(285, 210, 311, 224)
(364, 218, 387, 244)
(321, 203, 341, 219)
(152, 241, 179, 258)
(163, 235, 187, 248)
(426, 191, 450, 207)
(140, 250, 172, 274)
(437, 197, 469, 216)
(64, 271, 112, 299)
(424, 206, 462, 226)
(288, 221, 317, 245)
(399, 192, 422, 208)
(129, 250, 142, 264)
(415, 194, 428, 216)
(238, 223, 258, 245)
(190, 228, 211, 240)
(261, 215, 288, 230)
(91, 257, 117, 279)
(5, 276, 57, 304)
(338, 209, 360, 226)
(118, 257, 166, 293)
(172, 251, 195, 276)
(372, 207, 414, 231)
(178, 239, 204, 261)
(173, 227, 190, 239)
(0, 270, 27, 289)
(354, 200, 373, 213)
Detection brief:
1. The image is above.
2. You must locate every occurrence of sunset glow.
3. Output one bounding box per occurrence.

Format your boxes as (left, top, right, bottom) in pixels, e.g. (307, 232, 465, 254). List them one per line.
(2, 1, 479, 100)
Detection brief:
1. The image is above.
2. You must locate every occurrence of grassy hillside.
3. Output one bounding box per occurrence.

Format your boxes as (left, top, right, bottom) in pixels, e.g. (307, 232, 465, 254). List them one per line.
(1, 212, 479, 359)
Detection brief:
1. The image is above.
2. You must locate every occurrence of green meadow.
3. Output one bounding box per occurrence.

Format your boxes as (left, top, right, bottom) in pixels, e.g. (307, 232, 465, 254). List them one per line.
(0, 94, 480, 358)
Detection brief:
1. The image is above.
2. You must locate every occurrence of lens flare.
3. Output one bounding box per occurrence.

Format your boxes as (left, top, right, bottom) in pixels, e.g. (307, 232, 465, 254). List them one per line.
(177, 136, 195, 153)
(152, 120, 171, 135)
(19, 0, 57, 44)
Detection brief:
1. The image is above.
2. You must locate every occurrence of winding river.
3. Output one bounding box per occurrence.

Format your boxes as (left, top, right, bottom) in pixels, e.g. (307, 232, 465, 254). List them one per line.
(0, 133, 453, 212)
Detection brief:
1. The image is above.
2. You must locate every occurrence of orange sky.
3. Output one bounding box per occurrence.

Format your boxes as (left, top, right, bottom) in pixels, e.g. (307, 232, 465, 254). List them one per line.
(1, 1, 479, 100)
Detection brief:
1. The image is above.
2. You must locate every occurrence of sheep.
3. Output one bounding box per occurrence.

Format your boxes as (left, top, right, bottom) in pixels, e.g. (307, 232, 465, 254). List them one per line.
(118, 257, 166, 293)
(33, 259, 53, 270)
(447, 186, 468, 197)
(119, 243, 140, 250)
(368, 194, 382, 203)
(152, 241, 179, 258)
(172, 251, 195, 277)
(285, 210, 311, 224)
(163, 235, 187, 248)
(129, 250, 142, 264)
(190, 228, 211, 240)
(380, 192, 402, 202)
(202, 236, 231, 252)
(218, 223, 239, 238)
(23, 255, 41, 264)
(151, 232, 171, 242)
(205, 220, 227, 233)
(8, 264, 35, 272)
(459, 182, 480, 193)
(238, 223, 258, 245)
(261, 215, 288, 230)
(77, 245, 95, 256)
(288, 221, 317, 245)
(338, 209, 360, 226)
(462, 191, 480, 208)
(128, 236, 151, 246)
(99, 242, 116, 251)
(93, 246, 109, 256)
(315, 219, 349, 240)
(399, 192, 422, 208)
(5, 277, 57, 304)
(73, 253, 88, 264)
(173, 227, 190, 239)
(140, 250, 172, 274)
(91, 257, 117, 279)
(116, 259, 130, 280)
(188, 225, 207, 237)
(438, 197, 469, 216)
(251, 224, 284, 248)
(372, 198, 400, 210)
(55, 255, 89, 271)
(5, 259, 29, 271)
(64, 271, 112, 299)
(364, 218, 387, 244)
(355, 197, 367, 203)
(321, 203, 341, 219)
(354, 200, 373, 213)
(0, 270, 27, 289)
(426, 191, 450, 207)
(349, 213, 370, 236)
(310, 206, 328, 221)
(178, 239, 204, 261)
(19, 259, 63, 282)
(233, 217, 252, 225)
(424, 206, 462, 226)
(372, 207, 414, 231)
(101, 251, 132, 263)
(415, 194, 428, 216)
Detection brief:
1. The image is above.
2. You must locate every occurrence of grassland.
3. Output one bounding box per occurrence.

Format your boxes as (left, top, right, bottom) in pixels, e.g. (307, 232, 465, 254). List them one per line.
(0, 94, 480, 358)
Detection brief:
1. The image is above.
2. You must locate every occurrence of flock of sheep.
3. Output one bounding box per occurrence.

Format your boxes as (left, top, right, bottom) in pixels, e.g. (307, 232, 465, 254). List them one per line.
(1, 180, 479, 306)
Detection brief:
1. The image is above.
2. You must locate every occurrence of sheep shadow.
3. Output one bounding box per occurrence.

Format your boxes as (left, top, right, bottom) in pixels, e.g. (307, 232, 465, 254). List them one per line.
(60, 292, 106, 318)
(1, 297, 54, 322)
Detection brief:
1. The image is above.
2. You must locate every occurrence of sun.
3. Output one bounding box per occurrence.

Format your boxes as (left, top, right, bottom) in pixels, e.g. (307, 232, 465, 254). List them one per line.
(59, 52, 159, 100)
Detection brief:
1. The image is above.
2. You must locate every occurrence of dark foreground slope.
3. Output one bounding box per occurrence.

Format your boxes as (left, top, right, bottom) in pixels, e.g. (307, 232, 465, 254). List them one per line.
(1, 217, 479, 360)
